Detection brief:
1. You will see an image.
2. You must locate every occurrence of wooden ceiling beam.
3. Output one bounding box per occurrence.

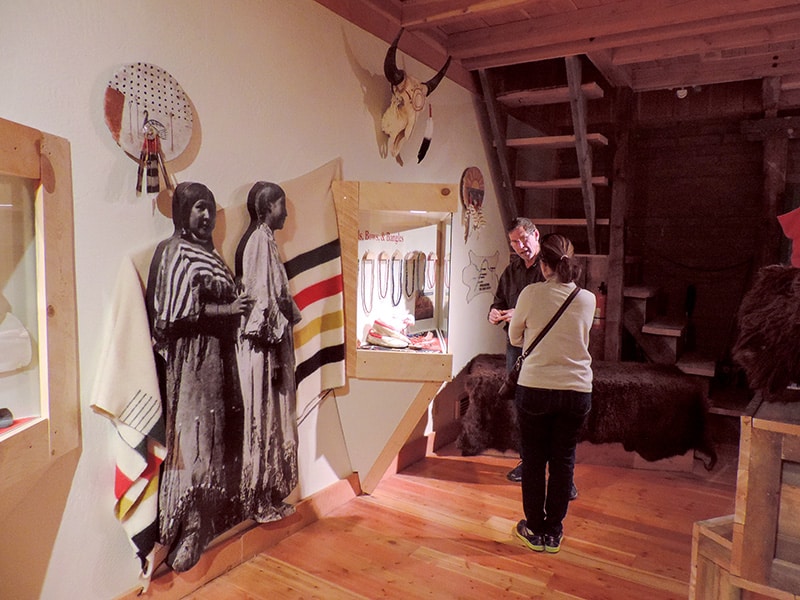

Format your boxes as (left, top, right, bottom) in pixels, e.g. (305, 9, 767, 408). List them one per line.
(461, 4, 800, 71)
(447, 0, 800, 60)
(314, 0, 402, 29)
(613, 13, 800, 65)
(586, 50, 634, 89)
(313, 0, 800, 100)
(632, 55, 800, 92)
(701, 42, 800, 63)
(463, 44, 596, 72)
(782, 73, 800, 91)
(312, 0, 477, 93)
(400, 0, 539, 29)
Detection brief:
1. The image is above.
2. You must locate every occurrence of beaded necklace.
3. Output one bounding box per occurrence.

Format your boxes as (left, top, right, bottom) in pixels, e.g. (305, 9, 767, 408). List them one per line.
(404, 251, 417, 298)
(426, 252, 437, 289)
(377, 251, 389, 299)
(390, 250, 403, 306)
(360, 251, 374, 314)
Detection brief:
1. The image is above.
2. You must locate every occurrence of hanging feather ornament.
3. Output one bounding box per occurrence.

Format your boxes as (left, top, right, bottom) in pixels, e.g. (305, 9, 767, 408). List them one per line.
(417, 104, 434, 163)
(136, 114, 173, 196)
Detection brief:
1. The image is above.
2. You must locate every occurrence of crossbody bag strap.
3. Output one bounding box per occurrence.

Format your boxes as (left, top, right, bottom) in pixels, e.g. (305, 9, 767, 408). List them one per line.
(519, 286, 581, 362)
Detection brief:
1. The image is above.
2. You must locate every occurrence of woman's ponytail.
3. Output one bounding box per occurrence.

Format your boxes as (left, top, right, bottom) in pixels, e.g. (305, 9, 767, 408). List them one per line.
(539, 234, 581, 283)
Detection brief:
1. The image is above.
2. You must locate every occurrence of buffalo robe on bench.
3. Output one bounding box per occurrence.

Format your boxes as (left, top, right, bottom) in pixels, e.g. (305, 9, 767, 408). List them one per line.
(455, 354, 715, 468)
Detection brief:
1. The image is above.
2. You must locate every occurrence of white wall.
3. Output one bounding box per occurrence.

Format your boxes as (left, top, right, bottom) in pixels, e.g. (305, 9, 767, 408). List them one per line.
(0, 1, 510, 598)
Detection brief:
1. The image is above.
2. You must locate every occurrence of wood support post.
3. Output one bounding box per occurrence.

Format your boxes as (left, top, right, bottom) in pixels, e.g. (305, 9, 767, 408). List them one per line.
(604, 87, 634, 361)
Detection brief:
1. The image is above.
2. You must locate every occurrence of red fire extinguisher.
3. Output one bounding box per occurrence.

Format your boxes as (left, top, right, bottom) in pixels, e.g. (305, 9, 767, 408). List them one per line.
(590, 282, 607, 359)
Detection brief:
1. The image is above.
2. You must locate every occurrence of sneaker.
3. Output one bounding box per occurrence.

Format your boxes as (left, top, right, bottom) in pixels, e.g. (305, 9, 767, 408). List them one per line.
(506, 461, 523, 483)
(569, 482, 578, 501)
(514, 520, 544, 552)
(544, 532, 563, 554)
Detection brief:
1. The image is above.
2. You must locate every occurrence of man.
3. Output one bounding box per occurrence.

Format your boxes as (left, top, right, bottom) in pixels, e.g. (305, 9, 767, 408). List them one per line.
(489, 218, 544, 371)
(488, 218, 578, 500)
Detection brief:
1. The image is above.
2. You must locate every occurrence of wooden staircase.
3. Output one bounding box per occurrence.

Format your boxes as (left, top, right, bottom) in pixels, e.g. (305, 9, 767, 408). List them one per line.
(476, 56, 722, 401)
(623, 285, 695, 367)
(477, 55, 620, 357)
(474, 57, 762, 427)
(479, 58, 609, 253)
(622, 283, 719, 390)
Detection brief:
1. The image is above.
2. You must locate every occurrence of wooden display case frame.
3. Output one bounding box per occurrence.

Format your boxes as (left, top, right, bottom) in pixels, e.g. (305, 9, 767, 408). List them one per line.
(0, 117, 79, 516)
(332, 180, 456, 383)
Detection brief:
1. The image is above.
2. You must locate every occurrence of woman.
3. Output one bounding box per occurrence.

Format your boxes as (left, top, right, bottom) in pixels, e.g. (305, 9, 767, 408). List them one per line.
(149, 182, 252, 572)
(235, 181, 302, 523)
(507, 233, 595, 554)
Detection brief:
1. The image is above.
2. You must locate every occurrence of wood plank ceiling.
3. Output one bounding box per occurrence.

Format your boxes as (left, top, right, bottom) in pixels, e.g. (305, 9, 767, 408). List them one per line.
(313, 0, 800, 102)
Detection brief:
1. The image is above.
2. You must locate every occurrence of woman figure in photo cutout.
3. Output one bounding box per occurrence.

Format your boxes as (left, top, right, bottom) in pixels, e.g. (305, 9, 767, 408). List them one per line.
(149, 182, 252, 572)
(235, 181, 302, 524)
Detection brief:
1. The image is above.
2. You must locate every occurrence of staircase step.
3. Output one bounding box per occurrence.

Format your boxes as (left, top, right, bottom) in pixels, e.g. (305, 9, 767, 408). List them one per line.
(516, 176, 608, 189)
(676, 353, 716, 377)
(641, 317, 686, 337)
(624, 285, 659, 299)
(497, 82, 604, 107)
(505, 133, 609, 149)
(708, 387, 762, 417)
(534, 218, 610, 226)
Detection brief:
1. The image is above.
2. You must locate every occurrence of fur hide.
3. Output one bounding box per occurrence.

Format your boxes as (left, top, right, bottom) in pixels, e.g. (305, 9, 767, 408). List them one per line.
(456, 354, 519, 456)
(455, 354, 715, 467)
(732, 265, 800, 396)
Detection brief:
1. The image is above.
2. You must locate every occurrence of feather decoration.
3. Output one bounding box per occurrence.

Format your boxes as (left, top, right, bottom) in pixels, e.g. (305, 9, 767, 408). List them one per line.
(417, 104, 434, 163)
(136, 116, 174, 195)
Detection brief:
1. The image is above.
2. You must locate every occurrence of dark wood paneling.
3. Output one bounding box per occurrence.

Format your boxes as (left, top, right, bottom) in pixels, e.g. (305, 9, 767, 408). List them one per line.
(629, 120, 763, 358)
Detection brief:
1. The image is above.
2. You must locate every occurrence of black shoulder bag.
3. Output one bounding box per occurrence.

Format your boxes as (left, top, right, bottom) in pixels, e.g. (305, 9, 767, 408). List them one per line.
(498, 286, 581, 398)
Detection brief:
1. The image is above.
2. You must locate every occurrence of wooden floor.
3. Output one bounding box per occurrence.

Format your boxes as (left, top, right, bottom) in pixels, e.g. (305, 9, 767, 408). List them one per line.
(184, 444, 737, 600)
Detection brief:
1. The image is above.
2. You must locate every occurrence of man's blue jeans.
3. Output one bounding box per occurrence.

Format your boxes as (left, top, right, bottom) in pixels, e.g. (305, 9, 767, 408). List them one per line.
(514, 386, 591, 536)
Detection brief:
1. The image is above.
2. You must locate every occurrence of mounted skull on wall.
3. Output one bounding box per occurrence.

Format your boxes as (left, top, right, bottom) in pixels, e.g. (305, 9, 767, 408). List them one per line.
(381, 29, 451, 159)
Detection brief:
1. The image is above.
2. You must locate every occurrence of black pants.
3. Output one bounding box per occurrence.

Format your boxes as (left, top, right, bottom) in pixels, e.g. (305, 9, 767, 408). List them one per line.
(515, 386, 591, 536)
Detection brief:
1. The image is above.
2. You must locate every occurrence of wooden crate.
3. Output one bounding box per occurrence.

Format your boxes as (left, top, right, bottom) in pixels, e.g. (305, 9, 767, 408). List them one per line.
(692, 391, 800, 598)
(734, 393, 800, 594)
(690, 515, 738, 599)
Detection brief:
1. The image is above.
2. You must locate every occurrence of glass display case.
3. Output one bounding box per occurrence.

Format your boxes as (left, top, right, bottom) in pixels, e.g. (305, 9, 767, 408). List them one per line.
(0, 174, 39, 419)
(333, 181, 456, 382)
(0, 117, 79, 516)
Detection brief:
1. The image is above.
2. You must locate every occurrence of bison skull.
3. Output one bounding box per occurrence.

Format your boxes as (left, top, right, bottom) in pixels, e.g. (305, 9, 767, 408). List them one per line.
(381, 29, 451, 159)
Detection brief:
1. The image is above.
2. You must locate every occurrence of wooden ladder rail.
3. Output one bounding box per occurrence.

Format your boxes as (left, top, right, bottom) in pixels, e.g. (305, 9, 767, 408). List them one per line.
(565, 55, 598, 254)
(476, 68, 519, 228)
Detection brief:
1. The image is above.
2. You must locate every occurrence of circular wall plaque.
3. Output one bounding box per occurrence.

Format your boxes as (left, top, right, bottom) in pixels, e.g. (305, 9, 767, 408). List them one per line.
(460, 166, 486, 241)
(104, 62, 193, 162)
(460, 166, 485, 211)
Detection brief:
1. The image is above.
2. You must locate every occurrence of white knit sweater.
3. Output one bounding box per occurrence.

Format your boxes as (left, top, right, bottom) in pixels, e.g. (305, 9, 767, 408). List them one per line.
(508, 279, 596, 393)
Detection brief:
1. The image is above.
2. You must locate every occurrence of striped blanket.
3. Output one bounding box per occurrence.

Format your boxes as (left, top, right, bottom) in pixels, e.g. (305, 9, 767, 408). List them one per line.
(277, 159, 346, 399)
(90, 253, 166, 583)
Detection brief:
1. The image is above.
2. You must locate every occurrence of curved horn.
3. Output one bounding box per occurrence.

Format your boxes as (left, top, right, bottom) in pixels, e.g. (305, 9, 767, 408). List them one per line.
(424, 55, 452, 95)
(383, 28, 406, 87)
